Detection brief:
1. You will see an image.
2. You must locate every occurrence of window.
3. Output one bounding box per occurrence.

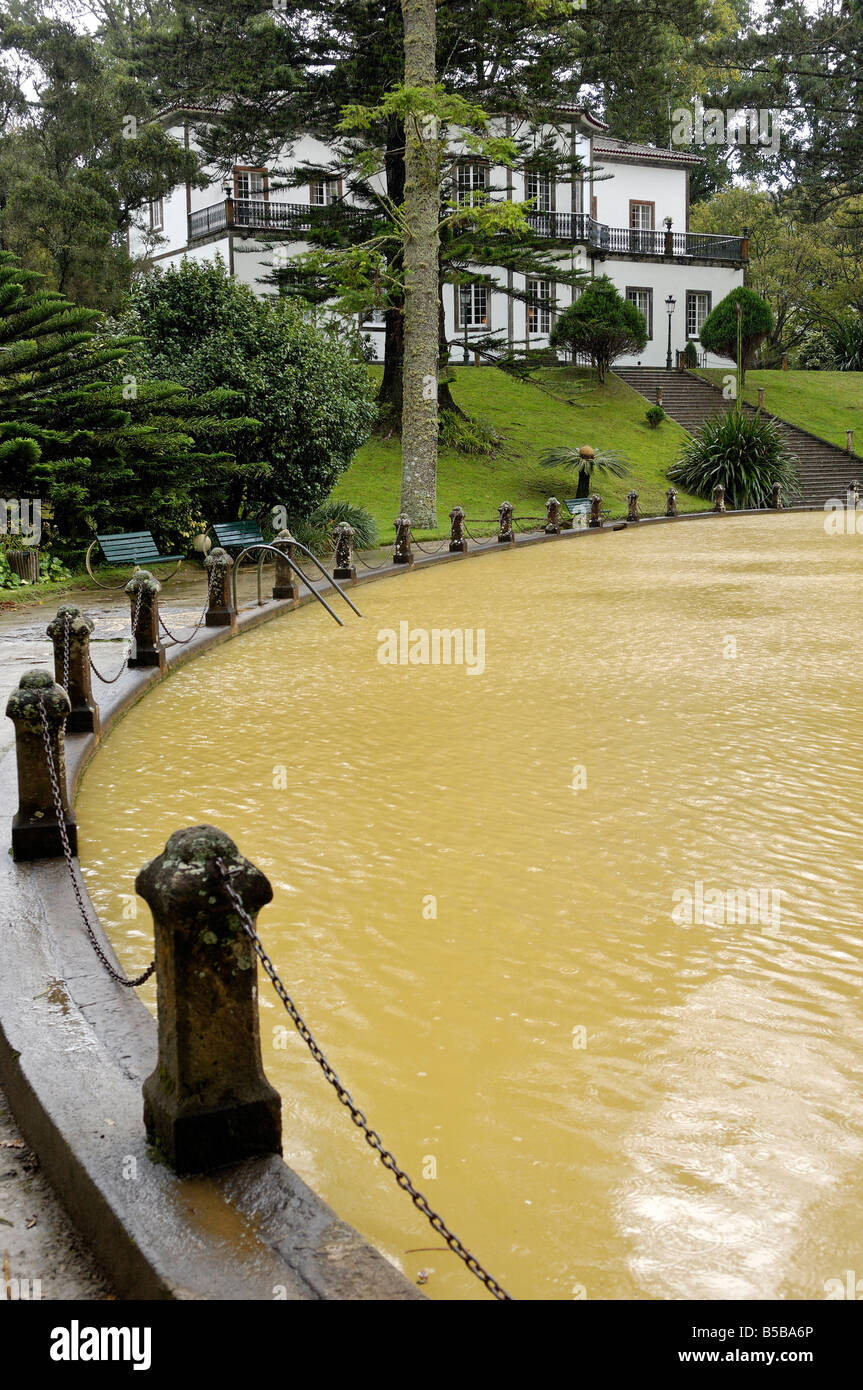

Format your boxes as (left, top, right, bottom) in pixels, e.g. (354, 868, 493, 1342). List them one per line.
(149, 197, 164, 232)
(234, 167, 268, 200)
(455, 284, 489, 330)
(527, 279, 552, 335)
(310, 178, 342, 206)
(629, 201, 655, 253)
(686, 291, 712, 338)
(525, 168, 554, 213)
(625, 287, 653, 338)
(456, 162, 488, 207)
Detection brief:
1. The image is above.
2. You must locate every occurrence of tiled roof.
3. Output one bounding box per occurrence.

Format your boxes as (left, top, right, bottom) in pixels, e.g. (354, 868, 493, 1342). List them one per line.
(592, 136, 704, 167)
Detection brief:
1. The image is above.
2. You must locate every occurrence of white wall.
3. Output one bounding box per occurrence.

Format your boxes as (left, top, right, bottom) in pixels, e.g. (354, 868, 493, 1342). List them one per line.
(591, 156, 688, 232)
(598, 258, 744, 368)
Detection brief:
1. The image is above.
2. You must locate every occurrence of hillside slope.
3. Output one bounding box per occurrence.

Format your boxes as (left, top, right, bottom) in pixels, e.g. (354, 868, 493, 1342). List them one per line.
(333, 365, 707, 536)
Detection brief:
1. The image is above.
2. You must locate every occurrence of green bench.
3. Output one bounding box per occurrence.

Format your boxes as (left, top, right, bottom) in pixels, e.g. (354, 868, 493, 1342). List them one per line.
(85, 530, 185, 588)
(211, 519, 267, 555)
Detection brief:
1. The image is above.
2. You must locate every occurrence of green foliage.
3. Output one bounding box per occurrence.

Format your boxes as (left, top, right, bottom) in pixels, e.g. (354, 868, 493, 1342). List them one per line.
(0, 249, 247, 546)
(645, 405, 666, 428)
(438, 408, 500, 456)
(698, 288, 774, 377)
(0, 549, 70, 590)
(549, 276, 647, 384)
(668, 410, 800, 510)
(794, 329, 837, 371)
(824, 314, 863, 372)
(123, 258, 377, 522)
(683, 339, 699, 369)
(286, 499, 378, 555)
(0, 11, 203, 307)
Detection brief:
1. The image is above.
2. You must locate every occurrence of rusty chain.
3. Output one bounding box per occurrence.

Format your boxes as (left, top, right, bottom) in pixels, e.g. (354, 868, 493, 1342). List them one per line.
(158, 568, 217, 645)
(89, 583, 144, 685)
(37, 698, 155, 987)
(214, 858, 513, 1302)
(62, 612, 70, 694)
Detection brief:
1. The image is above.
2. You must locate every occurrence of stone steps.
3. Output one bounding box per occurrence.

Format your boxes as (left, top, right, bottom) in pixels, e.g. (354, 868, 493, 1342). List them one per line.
(614, 367, 860, 507)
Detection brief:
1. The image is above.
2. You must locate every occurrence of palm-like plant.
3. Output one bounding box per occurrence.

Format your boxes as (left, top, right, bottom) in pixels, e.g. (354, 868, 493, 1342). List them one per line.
(279, 499, 378, 555)
(539, 444, 631, 498)
(668, 411, 800, 510)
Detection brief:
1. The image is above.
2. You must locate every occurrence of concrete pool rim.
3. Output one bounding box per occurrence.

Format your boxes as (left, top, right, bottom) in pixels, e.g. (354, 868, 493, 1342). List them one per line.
(0, 506, 828, 1300)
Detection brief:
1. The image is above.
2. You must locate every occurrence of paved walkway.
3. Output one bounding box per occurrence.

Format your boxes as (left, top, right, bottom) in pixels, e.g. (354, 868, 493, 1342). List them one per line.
(0, 1084, 111, 1300)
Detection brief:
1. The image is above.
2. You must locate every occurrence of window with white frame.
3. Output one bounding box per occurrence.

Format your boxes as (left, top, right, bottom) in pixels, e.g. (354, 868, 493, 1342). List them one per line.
(455, 284, 489, 330)
(527, 279, 552, 334)
(310, 177, 341, 206)
(234, 167, 268, 200)
(525, 168, 554, 213)
(149, 197, 164, 232)
(686, 290, 711, 338)
(456, 162, 488, 207)
(625, 287, 653, 338)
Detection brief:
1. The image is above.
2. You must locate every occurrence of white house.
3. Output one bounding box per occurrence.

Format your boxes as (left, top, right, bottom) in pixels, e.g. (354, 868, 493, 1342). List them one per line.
(130, 105, 747, 370)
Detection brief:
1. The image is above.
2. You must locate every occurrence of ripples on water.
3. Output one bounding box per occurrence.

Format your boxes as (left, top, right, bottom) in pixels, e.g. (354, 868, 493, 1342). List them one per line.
(77, 515, 863, 1300)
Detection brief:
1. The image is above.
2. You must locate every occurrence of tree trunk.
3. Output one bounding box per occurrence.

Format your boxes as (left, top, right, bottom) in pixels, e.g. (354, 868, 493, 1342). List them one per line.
(438, 249, 466, 419)
(377, 117, 406, 426)
(399, 0, 440, 529)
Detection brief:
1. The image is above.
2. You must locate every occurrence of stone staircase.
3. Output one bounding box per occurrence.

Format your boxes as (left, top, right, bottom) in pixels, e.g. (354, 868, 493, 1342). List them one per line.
(614, 366, 860, 508)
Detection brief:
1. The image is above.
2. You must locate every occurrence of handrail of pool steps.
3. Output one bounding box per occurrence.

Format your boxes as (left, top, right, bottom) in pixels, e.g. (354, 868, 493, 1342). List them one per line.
(229, 535, 361, 624)
(1, 492, 857, 1301)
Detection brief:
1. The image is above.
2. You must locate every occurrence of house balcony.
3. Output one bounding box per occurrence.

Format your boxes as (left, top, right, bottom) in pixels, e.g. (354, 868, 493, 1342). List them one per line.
(188, 198, 747, 264)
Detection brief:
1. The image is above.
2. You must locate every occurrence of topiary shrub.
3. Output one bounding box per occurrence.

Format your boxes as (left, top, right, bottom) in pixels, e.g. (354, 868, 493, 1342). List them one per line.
(683, 339, 699, 369)
(549, 275, 647, 383)
(668, 410, 800, 509)
(645, 405, 666, 428)
(698, 287, 774, 383)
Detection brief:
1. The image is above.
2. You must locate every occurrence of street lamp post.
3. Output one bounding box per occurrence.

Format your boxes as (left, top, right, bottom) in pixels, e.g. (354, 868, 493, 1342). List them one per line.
(460, 286, 471, 364)
(665, 294, 676, 371)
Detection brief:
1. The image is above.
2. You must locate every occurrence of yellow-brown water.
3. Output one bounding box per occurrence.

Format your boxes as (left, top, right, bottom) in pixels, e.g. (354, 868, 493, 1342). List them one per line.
(77, 514, 863, 1301)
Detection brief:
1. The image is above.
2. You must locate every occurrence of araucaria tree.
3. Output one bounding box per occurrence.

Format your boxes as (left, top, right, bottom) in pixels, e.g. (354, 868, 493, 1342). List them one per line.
(698, 287, 774, 383)
(0, 250, 247, 545)
(550, 276, 647, 384)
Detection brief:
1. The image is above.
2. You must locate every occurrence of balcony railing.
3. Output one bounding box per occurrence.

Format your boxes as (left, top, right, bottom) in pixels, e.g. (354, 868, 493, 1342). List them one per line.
(188, 198, 745, 262)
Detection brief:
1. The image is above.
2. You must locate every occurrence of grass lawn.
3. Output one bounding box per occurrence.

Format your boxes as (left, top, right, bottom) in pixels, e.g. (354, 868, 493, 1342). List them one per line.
(333, 365, 707, 537)
(697, 369, 863, 458)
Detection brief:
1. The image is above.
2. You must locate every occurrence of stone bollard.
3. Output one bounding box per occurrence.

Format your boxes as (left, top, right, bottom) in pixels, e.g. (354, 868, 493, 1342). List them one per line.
(449, 505, 468, 554)
(272, 529, 300, 604)
(204, 547, 237, 631)
(655, 387, 663, 407)
(332, 522, 357, 582)
(588, 493, 603, 528)
(757, 387, 766, 410)
(46, 606, 100, 737)
(848, 481, 860, 510)
(138, 825, 282, 1175)
(626, 490, 640, 523)
(847, 430, 854, 455)
(770, 482, 783, 510)
(665, 488, 679, 518)
(713, 484, 726, 513)
(497, 501, 515, 544)
(6, 670, 76, 861)
(126, 569, 166, 671)
(393, 515, 413, 566)
(545, 497, 561, 535)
